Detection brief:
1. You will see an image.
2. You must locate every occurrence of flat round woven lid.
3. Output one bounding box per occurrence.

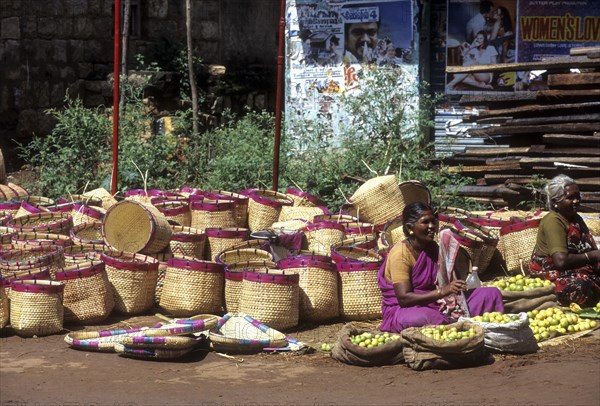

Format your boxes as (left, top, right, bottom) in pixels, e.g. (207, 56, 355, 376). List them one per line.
(399, 180, 431, 206)
(102, 201, 153, 252)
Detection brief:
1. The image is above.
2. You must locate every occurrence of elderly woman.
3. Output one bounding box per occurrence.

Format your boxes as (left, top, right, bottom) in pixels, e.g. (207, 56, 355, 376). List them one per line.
(529, 174, 600, 306)
(377, 202, 503, 333)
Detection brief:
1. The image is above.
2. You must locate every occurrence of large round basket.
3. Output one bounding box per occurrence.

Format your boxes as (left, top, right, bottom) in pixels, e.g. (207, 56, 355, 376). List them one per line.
(247, 190, 293, 232)
(9, 279, 65, 337)
(334, 235, 378, 250)
(54, 260, 115, 324)
(349, 175, 404, 226)
(58, 194, 103, 208)
(124, 189, 167, 205)
(379, 216, 404, 250)
(63, 243, 105, 265)
(205, 227, 250, 261)
(224, 260, 277, 313)
(304, 221, 345, 255)
(11, 231, 73, 249)
(437, 207, 472, 231)
(0, 245, 65, 279)
(336, 261, 382, 321)
(499, 219, 541, 275)
(14, 199, 48, 219)
(147, 252, 173, 305)
(313, 213, 359, 224)
(216, 247, 274, 266)
(0, 210, 13, 226)
(169, 225, 205, 259)
(447, 226, 486, 274)
(190, 199, 237, 234)
(153, 200, 191, 227)
(102, 200, 173, 254)
(70, 221, 104, 245)
(159, 257, 225, 317)
(101, 251, 159, 315)
(278, 257, 339, 322)
(0, 226, 17, 244)
(207, 190, 250, 228)
(239, 269, 300, 331)
(399, 180, 432, 207)
(330, 246, 384, 264)
(8, 212, 73, 236)
(0, 278, 9, 329)
(70, 203, 105, 227)
(209, 313, 289, 353)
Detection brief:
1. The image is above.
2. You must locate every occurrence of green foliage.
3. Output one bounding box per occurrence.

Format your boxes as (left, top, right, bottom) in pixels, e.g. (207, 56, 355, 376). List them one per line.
(16, 98, 112, 198)
(282, 65, 478, 210)
(518, 174, 548, 211)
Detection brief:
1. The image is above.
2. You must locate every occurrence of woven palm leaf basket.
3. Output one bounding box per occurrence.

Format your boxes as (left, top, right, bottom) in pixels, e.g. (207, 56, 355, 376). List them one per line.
(207, 190, 250, 228)
(349, 175, 404, 226)
(57, 194, 103, 208)
(114, 342, 196, 360)
(285, 187, 326, 208)
(1, 278, 9, 329)
(100, 251, 159, 315)
(336, 261, 382, 321)
(0, 245, 65, 279)
(190, 199, 237, 234)
(70, 221, 104, 245)
(247, 190, 293, 232)
(13, 199, 49, 219)
(2, 268, 51, 289)
(124, 189, 167, 206)
(330, 246, 384, 264)
(153, 200, 191, 227)
(63, 243, 105, 265)
(0, 202, 21, 216)
(159, 257, 225, 317)
(11, 231, 73, 249)
(216, 248, 274, 267)
(399, 180, 432, 207)
(437, 207, 472, 231)
(453, 220, 499, 274)
(278, 205, 327, 223)
(239, 269, 300, 331)
(9, 279, 65, 337)
(54, 260, 115, 324)
(379, 215, 404, 251)
(313, 213, 359, 224)
(8, 211, 73, 236)
(224, 260, 277, 313)
(448, 226, 486, 274)
(82, 187, 118, 210)
(70, 203, 105, 227)
(205, 227, 250, 261)
(304, 220, 345, 255)
(169, 225, 205, 259)
(582, 214, 600, 237)
(103, 200, 173, 254)
(343, 221, 376, 239)
(209, 312, 289, 353)
(499, 218, 541, 275)
(146, 251, 173, 305)
(278, 257, 339, 322)
(334, 235, 378, 250)
(0, 210, 13, 226)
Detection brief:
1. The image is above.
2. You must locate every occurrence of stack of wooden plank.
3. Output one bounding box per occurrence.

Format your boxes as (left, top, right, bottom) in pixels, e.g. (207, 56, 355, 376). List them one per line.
(440, 47, 600, 211)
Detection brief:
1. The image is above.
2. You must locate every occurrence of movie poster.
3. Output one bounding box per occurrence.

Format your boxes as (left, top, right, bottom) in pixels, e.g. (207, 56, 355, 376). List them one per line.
(446, 0, 518, 94)
(445, 0, 600, 95)
(518, 0, 600, 62)
(286, 0, 417, 135)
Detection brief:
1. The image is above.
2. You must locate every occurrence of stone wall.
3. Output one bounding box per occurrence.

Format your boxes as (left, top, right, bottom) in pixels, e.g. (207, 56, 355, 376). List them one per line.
(0, 0, 280, 171)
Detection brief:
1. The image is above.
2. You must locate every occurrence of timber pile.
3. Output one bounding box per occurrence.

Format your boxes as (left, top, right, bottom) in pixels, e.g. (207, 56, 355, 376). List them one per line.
(441, 46, 600, 211)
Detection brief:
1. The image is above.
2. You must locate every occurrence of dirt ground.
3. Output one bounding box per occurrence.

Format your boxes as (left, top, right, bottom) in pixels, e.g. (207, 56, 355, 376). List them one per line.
(1, 313, 599, 406)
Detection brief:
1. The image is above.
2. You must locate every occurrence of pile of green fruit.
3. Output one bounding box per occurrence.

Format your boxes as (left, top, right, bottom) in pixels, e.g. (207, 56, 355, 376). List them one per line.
(349, 331, 401, 348)
(528, 307, 597, 342)
(420, 325, 477, 341)
(488, 274, 553, 292)
(320, 342, 334, 351)
(471, 312, 521, 324)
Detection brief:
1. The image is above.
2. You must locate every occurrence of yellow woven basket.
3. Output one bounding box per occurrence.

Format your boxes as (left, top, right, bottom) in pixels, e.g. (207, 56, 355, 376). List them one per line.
(9, 279, 65, 337)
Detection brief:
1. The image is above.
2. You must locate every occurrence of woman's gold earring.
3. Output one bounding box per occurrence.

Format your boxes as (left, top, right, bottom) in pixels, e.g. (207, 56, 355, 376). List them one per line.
(409, 230, 414, 235)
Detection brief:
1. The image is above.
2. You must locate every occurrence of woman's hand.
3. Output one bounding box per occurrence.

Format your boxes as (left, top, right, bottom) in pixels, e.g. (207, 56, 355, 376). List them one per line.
(442, 280, 467, 296)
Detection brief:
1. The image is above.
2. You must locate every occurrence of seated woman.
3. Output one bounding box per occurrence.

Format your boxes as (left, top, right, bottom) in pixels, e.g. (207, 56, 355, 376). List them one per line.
(378, 202, 503, 333)
(529, 174, 600, 306)
(446, 30, 498, 91)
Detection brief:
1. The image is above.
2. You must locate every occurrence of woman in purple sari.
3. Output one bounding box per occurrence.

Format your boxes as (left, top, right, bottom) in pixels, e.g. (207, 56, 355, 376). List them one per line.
(378, 202, 503, 333)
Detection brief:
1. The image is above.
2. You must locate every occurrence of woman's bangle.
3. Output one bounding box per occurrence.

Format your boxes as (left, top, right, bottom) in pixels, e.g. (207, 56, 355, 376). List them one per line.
(437, 288, 442, 298)
(584, 252, 590, 263)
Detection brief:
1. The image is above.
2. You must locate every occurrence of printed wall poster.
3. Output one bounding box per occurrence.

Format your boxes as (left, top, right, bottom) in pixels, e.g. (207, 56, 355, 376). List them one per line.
(446, 0, 518, 94)
(518, 0, 600, 62)
(286, 0, 418, 139)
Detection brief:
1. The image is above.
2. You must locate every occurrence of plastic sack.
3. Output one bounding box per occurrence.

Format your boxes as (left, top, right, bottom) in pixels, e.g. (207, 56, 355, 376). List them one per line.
(459, 313, 538, 354)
